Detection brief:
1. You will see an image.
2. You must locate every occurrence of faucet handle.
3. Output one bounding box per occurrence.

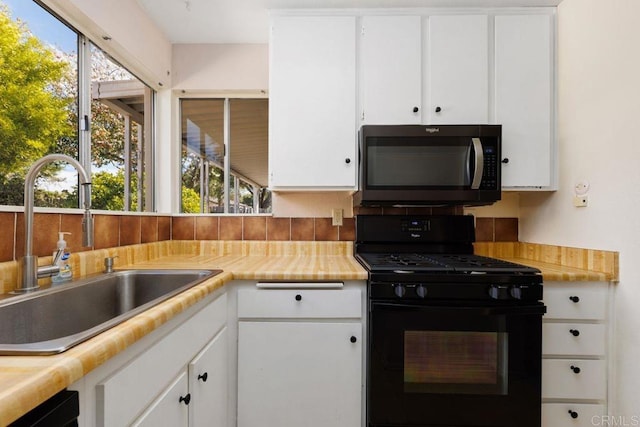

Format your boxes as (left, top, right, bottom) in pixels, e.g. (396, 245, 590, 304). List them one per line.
(104, 255, 119, 273)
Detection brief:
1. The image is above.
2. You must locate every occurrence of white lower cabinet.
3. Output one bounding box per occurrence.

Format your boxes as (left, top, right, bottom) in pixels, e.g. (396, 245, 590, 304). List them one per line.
(542, 403, 606, 427)
(71, 291, 228, 427)
(542, 282, 611, 427)
(132, 371, 189, 427)
(131, 327, 228, 427)
(236, 286, 364, 427)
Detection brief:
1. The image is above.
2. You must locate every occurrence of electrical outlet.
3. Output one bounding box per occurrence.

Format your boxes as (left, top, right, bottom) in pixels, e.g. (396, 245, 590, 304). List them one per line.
(331, 208, 343, 226)
(573, 195, 588, 207)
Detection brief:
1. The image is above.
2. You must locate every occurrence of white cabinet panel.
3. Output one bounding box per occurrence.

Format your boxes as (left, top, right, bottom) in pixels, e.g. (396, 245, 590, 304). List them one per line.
(427, 14, 489, 124)
(544, 283, 607, 320)
(238, 321, 362, 427)
(96, 293, 227, 427)
(495, 14, 553, 188)
(361, 15, 422, 124)
(542, 360, 606, 400)
(542, 323, 606, 357)
(132, 371, 189, 427)
(269, 15, 357, 189)
(237, 288, 362, 319)
(543, 403, 606, 427)
(189, 327, 228, 427)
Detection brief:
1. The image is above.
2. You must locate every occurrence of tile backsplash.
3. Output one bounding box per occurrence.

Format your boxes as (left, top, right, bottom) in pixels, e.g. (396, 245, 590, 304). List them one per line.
(0, 210, 516, 263)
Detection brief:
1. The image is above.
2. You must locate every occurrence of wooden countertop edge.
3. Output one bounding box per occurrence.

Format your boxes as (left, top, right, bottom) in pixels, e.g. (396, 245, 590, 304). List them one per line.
(0, 250, 613, 425)
(502, 257, 617, 283)
(0, 271, 232, 426)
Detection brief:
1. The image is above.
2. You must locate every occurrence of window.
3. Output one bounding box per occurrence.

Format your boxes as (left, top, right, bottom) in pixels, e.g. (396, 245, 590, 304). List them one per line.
(0, 0, 154, 211)
(180, 98, 271, 214)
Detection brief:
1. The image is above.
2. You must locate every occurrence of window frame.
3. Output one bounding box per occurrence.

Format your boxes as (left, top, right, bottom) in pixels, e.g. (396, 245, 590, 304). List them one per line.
(177, 93, 269, 215)
(0, 1, 157, 212)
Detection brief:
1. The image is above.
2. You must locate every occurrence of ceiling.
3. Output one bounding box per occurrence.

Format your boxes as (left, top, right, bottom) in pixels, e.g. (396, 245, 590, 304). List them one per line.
(135, 0, 562, 44)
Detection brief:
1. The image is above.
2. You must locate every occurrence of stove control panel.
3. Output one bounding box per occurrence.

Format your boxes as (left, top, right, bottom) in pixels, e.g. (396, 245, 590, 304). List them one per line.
(488, 284, 538, 300)
(372, 281, 542, 302)
(392, 284, 428, 299)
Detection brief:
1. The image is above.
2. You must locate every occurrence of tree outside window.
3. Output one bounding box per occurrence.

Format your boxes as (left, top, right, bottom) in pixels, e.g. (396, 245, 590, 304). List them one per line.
(0, 1, 154, 211)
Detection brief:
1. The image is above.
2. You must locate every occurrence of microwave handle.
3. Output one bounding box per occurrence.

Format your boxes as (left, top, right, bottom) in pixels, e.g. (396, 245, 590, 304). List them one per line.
(471, 138, 484, 189)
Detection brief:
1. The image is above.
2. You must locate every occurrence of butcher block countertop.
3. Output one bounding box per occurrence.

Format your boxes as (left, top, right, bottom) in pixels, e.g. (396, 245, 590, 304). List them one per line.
(0, 240, 618, 425)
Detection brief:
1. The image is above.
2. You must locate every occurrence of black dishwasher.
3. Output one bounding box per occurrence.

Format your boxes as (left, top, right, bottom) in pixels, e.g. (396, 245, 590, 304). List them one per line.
(10, 390, 79, 427)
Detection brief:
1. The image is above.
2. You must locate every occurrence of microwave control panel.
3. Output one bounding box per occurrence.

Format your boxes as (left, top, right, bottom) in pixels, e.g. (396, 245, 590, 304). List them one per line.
(480, 146, 499, 190)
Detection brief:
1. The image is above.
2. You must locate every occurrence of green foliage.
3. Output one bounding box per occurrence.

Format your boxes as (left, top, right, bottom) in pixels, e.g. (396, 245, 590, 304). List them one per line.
(181, 186, 201, 213)
(89, 170, 137, 211)
(0, 6, 74, 176)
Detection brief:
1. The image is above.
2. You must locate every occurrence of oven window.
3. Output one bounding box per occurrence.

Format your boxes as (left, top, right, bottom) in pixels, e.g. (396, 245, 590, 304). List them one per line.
(404, 330, 508, 395)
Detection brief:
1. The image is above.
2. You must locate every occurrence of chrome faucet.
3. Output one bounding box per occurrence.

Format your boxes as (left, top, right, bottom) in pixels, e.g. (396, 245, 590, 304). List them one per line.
(16, 154, 94, 293)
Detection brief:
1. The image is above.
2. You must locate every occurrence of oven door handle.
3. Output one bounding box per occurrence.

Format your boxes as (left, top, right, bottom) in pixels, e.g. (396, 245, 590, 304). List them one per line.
(371, 301, 546, 316)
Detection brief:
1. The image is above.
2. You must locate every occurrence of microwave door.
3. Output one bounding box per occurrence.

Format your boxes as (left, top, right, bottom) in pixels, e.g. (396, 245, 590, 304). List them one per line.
(470, 137, 484, 189)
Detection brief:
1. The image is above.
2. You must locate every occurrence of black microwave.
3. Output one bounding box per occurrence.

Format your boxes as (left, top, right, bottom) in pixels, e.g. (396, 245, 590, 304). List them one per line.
(353, 124, 502, 207)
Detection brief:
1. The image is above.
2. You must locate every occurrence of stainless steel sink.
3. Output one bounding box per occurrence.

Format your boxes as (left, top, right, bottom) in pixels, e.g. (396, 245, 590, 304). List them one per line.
(0, 269, 221, 355)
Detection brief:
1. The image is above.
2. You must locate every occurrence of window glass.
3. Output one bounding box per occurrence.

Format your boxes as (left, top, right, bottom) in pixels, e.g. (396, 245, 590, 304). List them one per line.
(90, 43, 154, 211)
(0, 0, 78, 207)
(180, 98, 270, 214)
(0, 1, 155, 211)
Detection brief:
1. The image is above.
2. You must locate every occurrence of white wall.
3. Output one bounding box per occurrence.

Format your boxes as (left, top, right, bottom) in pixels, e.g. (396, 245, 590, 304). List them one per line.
(172, 44, 268, 91)
(520, 0, 640, 417)
(43, 0, 172, 89)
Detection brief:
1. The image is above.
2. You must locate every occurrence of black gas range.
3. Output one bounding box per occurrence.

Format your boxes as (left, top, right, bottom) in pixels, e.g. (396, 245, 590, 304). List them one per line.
(355, 215, 543, 302)
(355, 215, 545, 427)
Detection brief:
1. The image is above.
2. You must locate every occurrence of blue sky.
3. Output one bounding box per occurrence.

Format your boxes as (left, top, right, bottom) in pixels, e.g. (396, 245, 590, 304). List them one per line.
(2, 0, 77, 53)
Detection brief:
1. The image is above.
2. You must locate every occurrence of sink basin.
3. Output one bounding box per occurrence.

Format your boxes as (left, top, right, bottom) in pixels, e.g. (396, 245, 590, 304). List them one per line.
(0, 269, 221, 355)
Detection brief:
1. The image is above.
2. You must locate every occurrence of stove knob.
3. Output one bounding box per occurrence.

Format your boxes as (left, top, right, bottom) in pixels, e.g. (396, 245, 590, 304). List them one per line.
(394, 284, 406, 298)
(509, 286, 523, 300)
(415, 285, 427, 298)
(488, 285, 509, 300)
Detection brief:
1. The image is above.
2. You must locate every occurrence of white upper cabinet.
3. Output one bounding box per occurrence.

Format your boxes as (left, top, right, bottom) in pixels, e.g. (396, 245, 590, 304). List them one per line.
(268, 9, 556, 190)
(361, 16, 422, 124)
(269, 15, 357, 189)
(494, 14, 554, 188)
(427, 15, 489, 124)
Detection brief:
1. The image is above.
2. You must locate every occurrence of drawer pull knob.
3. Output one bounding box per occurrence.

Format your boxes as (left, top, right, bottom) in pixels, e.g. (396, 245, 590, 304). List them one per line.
(568, 410, 579, 419)
(295, 294, 302, 301)
(569, 295, 580, 303)
(350, 336, 357, 343)
(198, 372, 208, 382)
(570, 329, 580, 337)
(179, 393, 191, 405)
(570, 365, 581, 374)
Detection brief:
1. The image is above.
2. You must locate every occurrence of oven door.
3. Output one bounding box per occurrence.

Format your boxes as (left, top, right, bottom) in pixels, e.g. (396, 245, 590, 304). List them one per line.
(368, 301, 544, 427)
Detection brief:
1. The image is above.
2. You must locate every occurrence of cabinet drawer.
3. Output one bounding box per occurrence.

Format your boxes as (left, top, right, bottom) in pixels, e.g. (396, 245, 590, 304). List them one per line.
(542, 359, 606, 400)
(542, 403, 606, 427)
(543, 323, 606, 356)
(238, 289, 361, 319)
(544, 283, 607, 320)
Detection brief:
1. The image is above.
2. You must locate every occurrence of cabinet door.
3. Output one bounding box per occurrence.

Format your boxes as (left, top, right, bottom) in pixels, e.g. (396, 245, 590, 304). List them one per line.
(427, 14, 489, 124)
(238, 321, 362, 427)
(269, 16, 357, 189)
(132, 371, 189, 427)
(189, 327, 228, 427)
(495, 14, 554, 188)
(361, 15, 422, 124)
